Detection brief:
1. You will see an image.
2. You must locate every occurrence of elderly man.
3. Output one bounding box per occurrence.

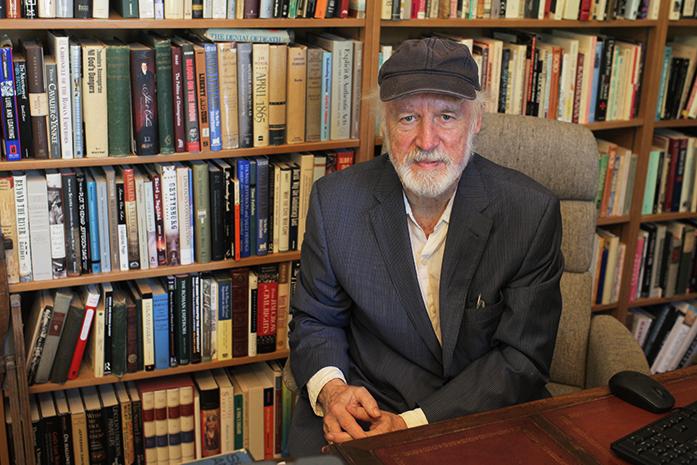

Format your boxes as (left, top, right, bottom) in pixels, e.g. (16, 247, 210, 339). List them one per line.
(287, 37, 564, 457)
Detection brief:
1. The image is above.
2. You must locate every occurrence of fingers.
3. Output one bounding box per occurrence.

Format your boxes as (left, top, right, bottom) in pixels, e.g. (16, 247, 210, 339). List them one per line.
(355, 387, 381, 418)
(325, 431, 354, 443)
(334, 407, 368, 440)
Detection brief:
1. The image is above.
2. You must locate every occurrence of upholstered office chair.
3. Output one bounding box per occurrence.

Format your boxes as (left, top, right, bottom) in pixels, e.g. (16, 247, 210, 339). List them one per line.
(476, 112, 649, 395)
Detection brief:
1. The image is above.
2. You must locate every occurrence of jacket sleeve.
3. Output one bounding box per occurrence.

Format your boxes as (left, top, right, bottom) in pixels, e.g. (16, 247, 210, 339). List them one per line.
(289, 182, 353, 392)
(419, 195, 564, 422)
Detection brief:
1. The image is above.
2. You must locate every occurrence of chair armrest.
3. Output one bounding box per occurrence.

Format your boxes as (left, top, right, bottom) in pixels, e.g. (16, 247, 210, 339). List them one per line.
(586, 315, 650, 389)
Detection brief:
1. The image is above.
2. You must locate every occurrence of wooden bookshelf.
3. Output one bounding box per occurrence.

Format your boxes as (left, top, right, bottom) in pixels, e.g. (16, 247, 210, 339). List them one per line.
(0, 139, 359, 171)
(668, 19, 697, 27)
(628, 292, 697, 309)
(640, 211, 697, 223)
(592, 303, 618, 313)
(1, 15, 365, 29)
(28, 349, 289, 394)
(597, 216, 630, 226)
(653, 119, 697, 128)
(7, 251, 301, 293)
(380, 18, 658, 28)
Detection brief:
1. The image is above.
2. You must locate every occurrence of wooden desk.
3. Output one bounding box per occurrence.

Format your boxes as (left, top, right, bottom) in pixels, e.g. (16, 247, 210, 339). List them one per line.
(330, 366, 697, 465)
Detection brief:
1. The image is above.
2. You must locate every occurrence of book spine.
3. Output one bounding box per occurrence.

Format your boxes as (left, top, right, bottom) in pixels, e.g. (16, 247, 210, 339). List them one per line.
(0, 47, 21, 160)
(25, 42, 50, 159)
(181, 45, 200, 152)
(151, 173, 167, 265)
(153, 38, 175, 154)
(86, 177, 101, 273)
(12, 55, 31, 159)
(106, 44, 132, 156)
(191, 273, 202, 363)
(217, 278, 232, 359)
(268, 44, 287, 145)
(0, 177, 18, 283)
(97, 177, 111, 272)
(153, 292, 169, 370)
(252, 43, 270, 147)
(70, 43, 84, 158)
(192, 163, 211, 263)
(135, 175, 150, 270)
(76, 171, 90, 274)
(179, 387, 195, 461)
(193, 45, 210, 151)
(144, 180, 158, 268)
(256, 158, 269, 255)
(103, 289, 112, 374)
(204, 43, 222, 151)
(217, 43, 239, 150)
(27, 173, 53, 280)
(68, 291, 98, 379)
(231, 268, 249, 357)
(289, 164, 300, 250)
(160, 166, 180, 266)
(175, 275, 191, 365)
(130, 47, 160, 156)
(12, 174, 31, 282)
(167, 276, 178, 367)
(46, 172, 67, 278)
(46, 62, 61, 158)
(319, 50, 331, 141)
(237, 43, 253, 148)
(82, 42, 108, 158)
(176, 166, 194, 265)
(238, 159, 251, 258)
(116, 182, 129, 271)
(62, 172, 81, 276)
(171, 45, 186, 153)
(123, 168, 140, 269)
(210, 169, 225, 261)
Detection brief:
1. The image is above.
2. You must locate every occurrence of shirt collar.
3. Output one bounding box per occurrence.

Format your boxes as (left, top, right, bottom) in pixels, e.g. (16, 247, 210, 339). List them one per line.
(403, 190, 456, 232)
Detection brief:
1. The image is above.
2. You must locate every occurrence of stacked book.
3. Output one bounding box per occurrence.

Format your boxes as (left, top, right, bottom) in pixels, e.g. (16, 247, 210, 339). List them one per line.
(380, 0, 662, 20)
(2, 0, 366, 19)
(655, 37, 697, 121)
(642, 131, 697, 216)
(630, 302, 697, 374)
(595, 139, 637, 219)
(0, 151, 353, 283)
(379, 31, 643, 124)
(16, 362, 294, 465)
(628, 221, 697, 301)
(25, 264, 291, 385)
(0, 31, 362, 161)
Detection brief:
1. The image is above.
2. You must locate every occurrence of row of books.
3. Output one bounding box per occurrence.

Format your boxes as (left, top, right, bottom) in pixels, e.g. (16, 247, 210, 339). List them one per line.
(641, 131, 697, 216)
(380, 0, 662, 20)
(656, 37, 697, 121)
(0, 152, 352, 283)
(631, 302, 697, 375)
(591, 228, 626, 306)
(0, 0, 365, 18)
(25, 263, 296, 386)
(15, 363, 295, 465)
(629, 221, 697, 302)
(0, 31, 361, 161)
(380, 31, 643, 124)
(595, 139, 637, 218)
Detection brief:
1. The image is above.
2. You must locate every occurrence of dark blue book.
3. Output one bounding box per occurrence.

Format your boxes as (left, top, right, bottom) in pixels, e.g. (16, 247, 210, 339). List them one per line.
(237, 158, 251, 258)
(204, 42, 222, 152)
(255, 156, 269, 256)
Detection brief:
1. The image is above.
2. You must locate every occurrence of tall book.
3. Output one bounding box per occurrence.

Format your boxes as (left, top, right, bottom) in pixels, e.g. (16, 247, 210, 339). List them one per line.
(105, 40, 132, 157)
(0, 176, 19, 283)
(217, 42, 239, 149)
(69, 41, 84, 158)
(13, 172, 32, 282)
(80, 39, 109, 158)
(46, 170, 67, 278)
(286, 44, 307, 144)
(268, 44, 288, 145)
(47, 32, 73, 159)
(204, 41, 223, 152)
(252, 43, 270, 147)
(192, 160, 211, 263)
(0, 42, 21, 160)
(237, 42, 253, 148)
(23, 41, 50, 159)
(130, 43, 160, 156)
(26, 171, 52, 280)
(147, 34, 175, 154)
(66, 389, 90, 465)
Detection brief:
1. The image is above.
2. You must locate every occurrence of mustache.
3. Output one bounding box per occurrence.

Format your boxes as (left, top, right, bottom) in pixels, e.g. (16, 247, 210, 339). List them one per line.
(405, 149, 452, 164)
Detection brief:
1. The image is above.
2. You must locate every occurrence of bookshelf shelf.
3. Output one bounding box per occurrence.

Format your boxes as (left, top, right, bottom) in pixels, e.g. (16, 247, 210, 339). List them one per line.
(28, 349, 290, 394)
(380, 19, 658, 28)
(628, 293, 697, 309)
(640, 212, 697, 223)
(653, 119, 697, 128)
(0, 16, 366, 30)
(668, 19, 697, 27)
(592, 303, 618, 312)
(8, 251, 301, 293)
(597, 216, 630, 226)
(0, 139, 359, 171)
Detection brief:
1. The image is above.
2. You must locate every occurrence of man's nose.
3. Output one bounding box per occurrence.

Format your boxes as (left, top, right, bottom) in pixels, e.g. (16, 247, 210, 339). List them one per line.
(415, 119, 439, 152)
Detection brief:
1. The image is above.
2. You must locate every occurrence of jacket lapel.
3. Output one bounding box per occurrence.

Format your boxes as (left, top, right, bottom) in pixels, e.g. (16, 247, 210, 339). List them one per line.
(440, 156, 493, 375)
(369, 161, 443, 365)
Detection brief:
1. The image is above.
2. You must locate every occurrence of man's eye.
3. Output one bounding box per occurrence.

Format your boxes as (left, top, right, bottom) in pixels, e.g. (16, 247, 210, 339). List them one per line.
(441, 114, 454, 121)
(401, 115, 416, 123)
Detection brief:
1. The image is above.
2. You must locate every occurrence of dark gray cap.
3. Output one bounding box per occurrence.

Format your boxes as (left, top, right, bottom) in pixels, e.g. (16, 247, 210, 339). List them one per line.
(378, 37, 481, 102)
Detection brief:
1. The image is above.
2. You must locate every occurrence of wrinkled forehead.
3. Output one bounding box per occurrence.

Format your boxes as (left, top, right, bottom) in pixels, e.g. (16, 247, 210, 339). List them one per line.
(385, 92, 470, 114)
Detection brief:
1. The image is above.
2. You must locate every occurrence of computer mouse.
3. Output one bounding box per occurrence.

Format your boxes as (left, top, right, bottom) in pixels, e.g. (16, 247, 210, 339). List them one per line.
(609, 370, 675, 414)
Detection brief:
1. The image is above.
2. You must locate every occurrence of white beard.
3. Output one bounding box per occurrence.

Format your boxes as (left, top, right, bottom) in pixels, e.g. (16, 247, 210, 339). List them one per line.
(390, 136, 473, 199)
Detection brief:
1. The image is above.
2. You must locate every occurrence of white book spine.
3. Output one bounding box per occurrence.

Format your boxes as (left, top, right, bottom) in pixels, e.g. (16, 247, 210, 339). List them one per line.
(55, 0, 72, 16)
(144, 180, 158, 268)
(118, 220, 129, 272)
(176, 166, 193, 265)
(70, 43, 84, 158)
(96, 177, 110, 272)
(212, 0, 226, 18)
(50, 35, 74, 157)
(13, 174, 33, 282)
(26, 173, 53, 281)
(279, 169, 291, 252)
(91, 304, 104, 377)
(259, 0, 273, 16)
(165, 0, 183, 17)
(92, 0, 108, 17)
(38, 0, 56, 17)
(203, 0, 213, 17)
(135, 176, 150, 271)
(226, 0, 236, 18)
(154, 0, 164, 18)
(183, 0, 192, 18)
(210, 279, 218, 360)
(332, 41, 353, 140)
(159, 167, 179, 265)
(166, 388, 182, 462)
(46, 172, 67, 278)
(139, 0, 155, 18)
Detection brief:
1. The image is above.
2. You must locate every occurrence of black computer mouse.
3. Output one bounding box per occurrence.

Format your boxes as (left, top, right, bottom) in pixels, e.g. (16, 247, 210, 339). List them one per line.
(609, 370, 675, 414)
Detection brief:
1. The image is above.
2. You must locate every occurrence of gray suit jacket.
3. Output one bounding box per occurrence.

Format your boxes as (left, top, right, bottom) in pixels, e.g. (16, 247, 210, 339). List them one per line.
(288, 153, 563, 454)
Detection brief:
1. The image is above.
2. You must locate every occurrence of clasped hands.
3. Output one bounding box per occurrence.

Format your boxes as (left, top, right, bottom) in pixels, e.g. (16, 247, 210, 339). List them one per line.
(318, 379, 407, 444)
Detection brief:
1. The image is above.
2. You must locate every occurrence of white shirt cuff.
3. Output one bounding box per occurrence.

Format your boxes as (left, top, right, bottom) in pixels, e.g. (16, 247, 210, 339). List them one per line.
(399, 408, 429, 428)
(307, 366, 346, 417)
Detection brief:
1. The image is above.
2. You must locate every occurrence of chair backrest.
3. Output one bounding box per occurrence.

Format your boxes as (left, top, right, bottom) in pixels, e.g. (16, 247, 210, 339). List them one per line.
(475, 113, 598, 389)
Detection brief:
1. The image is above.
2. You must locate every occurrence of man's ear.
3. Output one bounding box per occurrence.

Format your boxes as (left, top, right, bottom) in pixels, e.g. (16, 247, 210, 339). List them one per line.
(472, 111, 483, 134)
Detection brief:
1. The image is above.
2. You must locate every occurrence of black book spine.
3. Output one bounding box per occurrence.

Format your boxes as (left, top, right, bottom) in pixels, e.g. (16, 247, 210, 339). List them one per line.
(267, 162, 274, 254)
(647, 306, 679, 364)
(58, 411, 74, 465)
(42, 415, 63, 465)
(103, 290, 113, 375)
(22, 0, 36, 17)
(13, 56, 32, 159)
(325, 0, 337, 16)
(191, 273, 202, 364)
(49, 306, 84, 383)
(282, 0, 289, 16)
(76, 170, 91, 274)
(85, 408, 107, 465)
(640, 225, 657, 297)
(73, 0, 90, 17)
(166, 276, 178, 367)
(671, 140, 687, 212)
(209, 169, 225, 261)
(103, 404, 124, 465)
(62, 171, 81, 276)
(175, 275, 191, 365)
(595, 38, 615, 122)
(390, 0, 399, 19)
(130, 395, 145, 465)
(130, 47, 160, 156)
(272, 0, 282, 17)
(192, 0, 202, 17)
(289, 164, 300, 250)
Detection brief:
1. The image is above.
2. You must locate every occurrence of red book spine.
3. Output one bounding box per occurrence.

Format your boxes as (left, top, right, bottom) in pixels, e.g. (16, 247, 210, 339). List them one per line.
(263, 386, 274, 459)
(171, 45, 186, 153)
(579, 0, 591, 20)
(183, 50, 200, 153)
(6, 0, 20, 18)
(339, 0, 348, 17)
(67, 291, 99, 379)
(336, 149, 355, 171)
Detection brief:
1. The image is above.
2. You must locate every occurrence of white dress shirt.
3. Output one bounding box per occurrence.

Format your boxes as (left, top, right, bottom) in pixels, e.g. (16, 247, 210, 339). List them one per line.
(306, 191, 456, 428)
